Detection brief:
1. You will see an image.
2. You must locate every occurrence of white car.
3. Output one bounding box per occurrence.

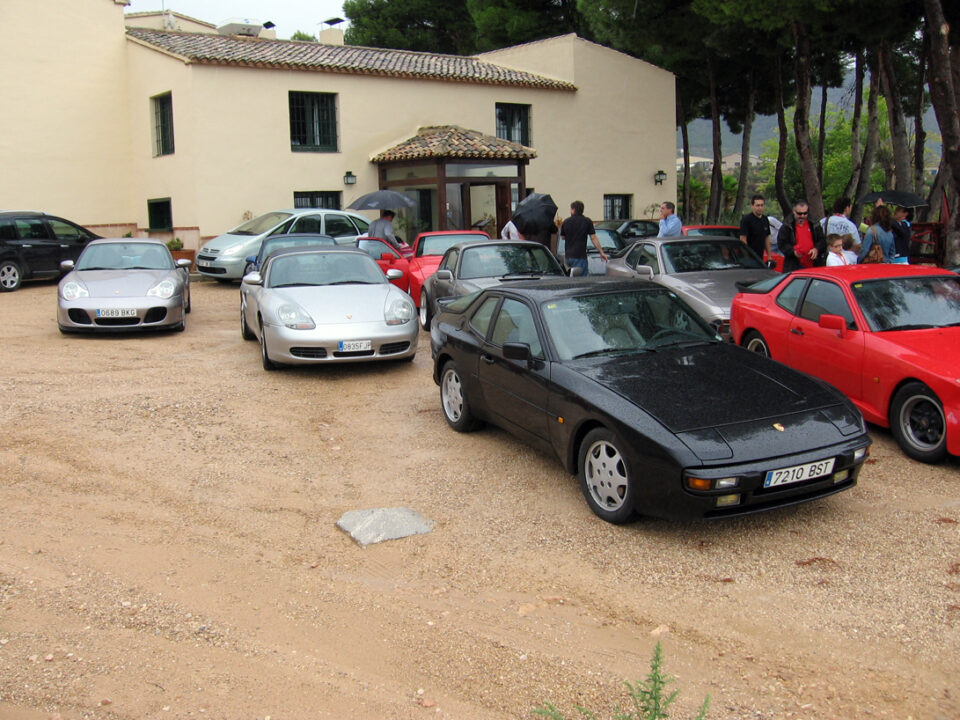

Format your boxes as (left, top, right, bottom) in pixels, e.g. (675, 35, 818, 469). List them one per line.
(240, 247, 417, 369)
(197, 208, 370, 281)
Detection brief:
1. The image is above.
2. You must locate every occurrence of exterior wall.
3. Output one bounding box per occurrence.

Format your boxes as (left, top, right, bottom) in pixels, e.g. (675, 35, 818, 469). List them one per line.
(480, 35, 677, 220)
(124, 11, 215, 34)
(0, 0, 134, 228)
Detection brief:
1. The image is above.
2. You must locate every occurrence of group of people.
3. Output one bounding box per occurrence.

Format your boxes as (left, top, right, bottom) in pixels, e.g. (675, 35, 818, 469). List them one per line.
(741, 194, 913, 272)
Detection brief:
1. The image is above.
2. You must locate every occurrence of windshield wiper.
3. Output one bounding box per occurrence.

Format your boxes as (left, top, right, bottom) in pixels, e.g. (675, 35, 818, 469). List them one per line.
(271, 282, 324, 288)
(572, 347, 648, 359)
(327, 280, 377, 285)
(500, 270, 557, 279)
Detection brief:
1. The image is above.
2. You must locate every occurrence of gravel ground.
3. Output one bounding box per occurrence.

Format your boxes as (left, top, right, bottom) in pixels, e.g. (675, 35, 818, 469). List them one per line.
(1, 277, 958, 720)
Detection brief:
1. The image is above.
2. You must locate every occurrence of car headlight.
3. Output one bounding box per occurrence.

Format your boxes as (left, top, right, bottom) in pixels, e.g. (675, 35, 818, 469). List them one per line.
(147, 279, 176, 299)
(385, 297, 414, 325)
(219, 243, 248, 257)
(278, 303, 315, 329)
(61, 281, 89, 300)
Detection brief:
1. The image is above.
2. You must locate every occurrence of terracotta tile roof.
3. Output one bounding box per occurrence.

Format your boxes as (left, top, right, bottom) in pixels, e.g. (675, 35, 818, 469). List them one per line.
(371, 126, 537, 162)
(125, 29, 576, 90)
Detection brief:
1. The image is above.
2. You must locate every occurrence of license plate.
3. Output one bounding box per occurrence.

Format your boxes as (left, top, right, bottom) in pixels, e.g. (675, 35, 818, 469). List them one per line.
(198, 261, 211, 268)
(339, 340, 372, 352)
(764, 458, 836, 488)
(96, 308, 137, 318)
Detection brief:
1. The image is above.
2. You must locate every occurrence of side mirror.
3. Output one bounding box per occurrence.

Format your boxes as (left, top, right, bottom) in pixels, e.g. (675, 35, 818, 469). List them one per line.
(819, 313, 847, 336)
(380, 252, 395, 263)
(242, 271, 263, 286)
(60, 259, 75, 271)
(635, 264, 655, 280)
(502, 342, 532, 362)
(176, 258, 193, 269)
(385, 268, 403, 280)
(435, 269, 453, 281)
(246, 255, 256, 263)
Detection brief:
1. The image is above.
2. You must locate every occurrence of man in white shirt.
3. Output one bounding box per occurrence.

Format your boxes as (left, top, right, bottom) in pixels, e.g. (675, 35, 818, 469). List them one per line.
(821, 197, 860, 245)
(501, 219, 522, 241)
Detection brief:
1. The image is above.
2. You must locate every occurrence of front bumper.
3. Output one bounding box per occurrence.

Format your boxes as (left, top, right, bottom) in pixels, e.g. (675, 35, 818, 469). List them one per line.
(263, 319, 418, 363)
(58, 294, 185, 332)
(196, 253, 246, 280)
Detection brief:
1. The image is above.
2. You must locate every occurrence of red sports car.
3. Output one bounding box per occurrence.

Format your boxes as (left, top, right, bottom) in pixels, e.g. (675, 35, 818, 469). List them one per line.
(408, 231, 489, 317)
(731, 264, 960, 463)
(357, 237, 411, 292)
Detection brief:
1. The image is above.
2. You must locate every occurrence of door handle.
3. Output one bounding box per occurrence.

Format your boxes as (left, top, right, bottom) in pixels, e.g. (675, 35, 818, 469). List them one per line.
(790, 328, 804, 335)
(481, 353, 495, 365)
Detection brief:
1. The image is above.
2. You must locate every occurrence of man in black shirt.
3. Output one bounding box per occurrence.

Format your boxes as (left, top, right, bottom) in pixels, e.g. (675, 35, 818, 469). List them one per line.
(559, 201, 607, 275)
(739, 194, 772, 260)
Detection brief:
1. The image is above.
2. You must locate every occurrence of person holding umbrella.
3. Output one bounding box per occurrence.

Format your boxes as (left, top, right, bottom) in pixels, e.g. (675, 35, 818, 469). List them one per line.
(559, 200, 607, 276)
(368, 210, 399, 249)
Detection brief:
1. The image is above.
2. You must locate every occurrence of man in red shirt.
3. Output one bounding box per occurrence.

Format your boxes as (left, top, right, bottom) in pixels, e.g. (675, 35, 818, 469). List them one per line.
(776, 200, 826, 273)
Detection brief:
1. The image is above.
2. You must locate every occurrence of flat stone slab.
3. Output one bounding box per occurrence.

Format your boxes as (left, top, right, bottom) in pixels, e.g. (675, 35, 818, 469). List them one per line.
(336, 507, 434, 547)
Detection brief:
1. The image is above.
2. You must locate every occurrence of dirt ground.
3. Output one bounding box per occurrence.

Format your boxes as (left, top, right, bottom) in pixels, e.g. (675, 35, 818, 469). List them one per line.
(1, 277, 959, 720)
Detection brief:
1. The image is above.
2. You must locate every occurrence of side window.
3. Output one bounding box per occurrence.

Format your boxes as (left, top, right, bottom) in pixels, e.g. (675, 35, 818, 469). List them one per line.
(440, 249, 458, 272)
(15, 218, 50, 240)
(350, 215, 370, 234)
(270, 217, 297, 236)
(625, 244, 643, 267)
(638, 244, 660, 273)
(799, 279, 856, 327)
(469, 296, 500, 338)
(491, 298, 543, 359)
(323, 214, 356, 238)
(776, 278, 807, 315)
(47, 219, 84, 241)
(0, 219, 18, 240)
(292, 214, 324, 234)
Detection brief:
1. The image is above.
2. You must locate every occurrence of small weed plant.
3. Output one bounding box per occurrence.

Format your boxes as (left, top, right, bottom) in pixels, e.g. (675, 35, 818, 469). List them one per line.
(534, 642, 709, 720)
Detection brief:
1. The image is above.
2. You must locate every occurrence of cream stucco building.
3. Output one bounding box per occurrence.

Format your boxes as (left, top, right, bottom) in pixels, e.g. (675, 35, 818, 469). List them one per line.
(1, 0, 676, 248)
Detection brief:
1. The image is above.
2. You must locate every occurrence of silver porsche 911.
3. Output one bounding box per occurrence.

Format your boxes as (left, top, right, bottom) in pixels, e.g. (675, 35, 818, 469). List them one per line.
(240, 246, 417, 369)
(57, 238, 191, 333)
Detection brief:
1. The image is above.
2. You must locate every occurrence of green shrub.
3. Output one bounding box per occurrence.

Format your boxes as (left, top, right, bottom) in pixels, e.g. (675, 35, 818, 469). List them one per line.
(166, 237, 183, 251)
(534, 642, 709, 720)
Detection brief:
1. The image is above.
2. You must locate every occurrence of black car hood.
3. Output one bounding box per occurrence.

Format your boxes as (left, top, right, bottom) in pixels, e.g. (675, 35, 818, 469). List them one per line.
(570, 342, 843, 433)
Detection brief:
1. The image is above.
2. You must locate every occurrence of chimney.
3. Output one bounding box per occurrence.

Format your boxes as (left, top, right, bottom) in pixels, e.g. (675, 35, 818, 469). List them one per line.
(319, 17, 345, 46)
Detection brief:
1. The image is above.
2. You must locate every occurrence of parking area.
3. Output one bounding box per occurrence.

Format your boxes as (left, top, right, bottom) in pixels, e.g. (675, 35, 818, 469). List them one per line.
(1, 277, 958, 719)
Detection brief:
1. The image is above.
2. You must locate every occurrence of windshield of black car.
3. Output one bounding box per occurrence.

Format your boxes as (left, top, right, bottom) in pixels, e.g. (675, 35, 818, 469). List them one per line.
(459, 245, 562, 279)
(662, 240, 765, 273)
(851, 275, 960, 331)
(231, 212, 293, 236)
(418, 234, 487, 257)
(266, 253, 385, 288)
(76, 243, 173, 271)
(541, 288, 719, 360)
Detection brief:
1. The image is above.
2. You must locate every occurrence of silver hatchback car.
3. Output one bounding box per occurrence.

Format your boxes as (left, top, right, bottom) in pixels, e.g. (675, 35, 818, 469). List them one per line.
(197, 208, 370, 281)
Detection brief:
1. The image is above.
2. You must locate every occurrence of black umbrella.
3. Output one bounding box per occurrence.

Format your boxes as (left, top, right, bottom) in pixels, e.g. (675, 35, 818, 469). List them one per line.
(347, 189, 416, 211)
(857, 189, 928, 208)
(511, 192, 558, 236)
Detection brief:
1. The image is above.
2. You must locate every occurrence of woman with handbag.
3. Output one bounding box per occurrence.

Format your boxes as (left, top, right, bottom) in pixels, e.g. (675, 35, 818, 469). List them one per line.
(858, 205, 896, 263)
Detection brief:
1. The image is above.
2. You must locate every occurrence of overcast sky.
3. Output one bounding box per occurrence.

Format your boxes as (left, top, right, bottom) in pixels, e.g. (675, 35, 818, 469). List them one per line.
(124, 0, 348, 39)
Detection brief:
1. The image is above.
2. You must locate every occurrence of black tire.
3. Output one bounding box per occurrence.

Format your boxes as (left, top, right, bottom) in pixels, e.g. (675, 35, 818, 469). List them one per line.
(240, 300, 255, 340)
(419, 289, 432, 330)
(185, 287, 191, 314)
(0, 259, 22, 292)
(741, 330, 770, 357)
(260, 319, 279, 371)
(890, 382, 947, 463)
(578, 428, 637, 524)
(439, 360, 477, 432)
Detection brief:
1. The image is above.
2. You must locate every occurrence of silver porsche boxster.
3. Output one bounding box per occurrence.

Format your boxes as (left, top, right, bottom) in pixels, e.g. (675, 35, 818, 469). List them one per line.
(57, 238, 191, 333)
(240, 246, 418, 369)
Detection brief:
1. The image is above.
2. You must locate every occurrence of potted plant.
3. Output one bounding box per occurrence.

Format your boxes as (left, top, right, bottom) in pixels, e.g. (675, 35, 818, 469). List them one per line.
(166, 238, 196, 270)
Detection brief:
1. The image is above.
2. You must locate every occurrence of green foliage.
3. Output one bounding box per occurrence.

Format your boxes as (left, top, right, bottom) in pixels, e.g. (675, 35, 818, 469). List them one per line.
(166, 237, 183, 251)
(469, 0, 583, 52)
(290, 30, 317, 42)
(343, 0, 478, 53)
(534, 642, 709, 720)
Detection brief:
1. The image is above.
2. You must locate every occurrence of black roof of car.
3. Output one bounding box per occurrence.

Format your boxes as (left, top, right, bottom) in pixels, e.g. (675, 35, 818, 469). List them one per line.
(464, 277, 662, 301)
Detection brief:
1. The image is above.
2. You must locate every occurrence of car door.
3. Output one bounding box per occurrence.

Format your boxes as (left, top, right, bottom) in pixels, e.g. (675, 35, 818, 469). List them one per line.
(431, 249, 458, 301)
(322, 213, 361, 241)
(477, 297, 551, 442)
(358, 238, 409, 291)
(13, 217, 60, 274)
(287, 213, 324, 235)
(786, 278, 865, 398)
(46, 216, 96, 263)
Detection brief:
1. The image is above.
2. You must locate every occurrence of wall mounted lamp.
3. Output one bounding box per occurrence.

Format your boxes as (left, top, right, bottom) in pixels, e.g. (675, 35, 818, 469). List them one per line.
(343, 171, 357, 185)
(654, 169, 667, 186)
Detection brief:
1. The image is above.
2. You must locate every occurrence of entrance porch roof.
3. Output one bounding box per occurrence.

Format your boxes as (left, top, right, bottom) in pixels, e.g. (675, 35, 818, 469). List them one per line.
(371, 125, 537, 163)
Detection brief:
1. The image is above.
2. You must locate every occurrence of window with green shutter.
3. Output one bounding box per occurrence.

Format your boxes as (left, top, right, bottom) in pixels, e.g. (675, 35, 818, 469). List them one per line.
(289, 92, 338, 152)
(152, 93, 174, 157)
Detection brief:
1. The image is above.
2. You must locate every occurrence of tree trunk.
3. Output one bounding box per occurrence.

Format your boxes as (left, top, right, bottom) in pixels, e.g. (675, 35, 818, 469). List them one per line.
(923, 154, 948, 223)
(852, 61, 881, 226)
(677, 88, 692, 222)
(707, 56, 724, 223)
(877, 40, 914, 191)
(734, 74, 755, 216)
(817, 83, 828, 187)
(792, 21, 825, 220)
(923, 0, 960, 264)
(914, 36, 928, 196)
(775, 53, 791, 216)
(843, 51, 865, 199)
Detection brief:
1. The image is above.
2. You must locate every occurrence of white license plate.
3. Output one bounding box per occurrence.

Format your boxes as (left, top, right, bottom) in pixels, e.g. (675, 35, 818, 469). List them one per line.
(198, 261, 212, 268)
(764, 458, 836, 488)
(339, 340, 372, 352)
(96, 308, 137, 318)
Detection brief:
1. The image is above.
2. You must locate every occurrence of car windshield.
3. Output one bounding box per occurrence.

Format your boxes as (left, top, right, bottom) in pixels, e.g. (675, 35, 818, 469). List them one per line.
(662, 240, 764, 273)
(459, 245, 562, 279)
(418, 233, 486, 257)
(259, 236, 335, 262)
(230, 211, 293, 236)
(541, 288, 719, 361)
(76, 243, 173, 271)
(684, 227, 741, 239)
(851, 275, 960, 331)
(266, 252, 385, 288)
